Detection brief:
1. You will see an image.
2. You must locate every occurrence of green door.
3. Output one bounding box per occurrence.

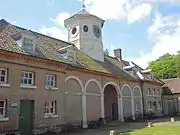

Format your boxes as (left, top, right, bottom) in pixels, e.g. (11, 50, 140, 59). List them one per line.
(168, 100, 176, 116)
(19, 100, 34, 135)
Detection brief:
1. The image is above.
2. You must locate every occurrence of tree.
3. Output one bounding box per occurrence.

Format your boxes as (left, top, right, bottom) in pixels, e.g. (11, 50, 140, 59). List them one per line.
(147, 52, 180, 79)
(104, 49, 109, 56)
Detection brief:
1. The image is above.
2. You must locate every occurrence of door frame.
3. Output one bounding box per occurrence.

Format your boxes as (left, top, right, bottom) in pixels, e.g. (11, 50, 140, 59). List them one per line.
(19, 100, 34, 135)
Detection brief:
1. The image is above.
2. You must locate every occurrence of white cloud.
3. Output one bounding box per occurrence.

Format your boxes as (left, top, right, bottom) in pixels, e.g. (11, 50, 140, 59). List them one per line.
(80, 0, 180, 23)
(82, 0, 153, 23)
(38, 12, 69, 41)
(84, 0, 127, 20)
(39, 26, 68, 41)
(125, 13, 180, 68)
(127, 3, 152, 24)
(50, 12, 70, 26)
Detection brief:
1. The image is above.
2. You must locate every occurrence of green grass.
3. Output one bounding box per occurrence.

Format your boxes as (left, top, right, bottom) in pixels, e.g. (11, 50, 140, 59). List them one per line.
(119, 126, 180, 135)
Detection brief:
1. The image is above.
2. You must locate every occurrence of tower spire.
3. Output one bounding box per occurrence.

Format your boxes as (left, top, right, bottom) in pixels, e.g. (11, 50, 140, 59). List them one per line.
(82, 0, 86, 11)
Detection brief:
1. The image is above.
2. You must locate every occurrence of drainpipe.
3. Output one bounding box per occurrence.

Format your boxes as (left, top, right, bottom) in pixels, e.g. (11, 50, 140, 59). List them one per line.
(140, 80, 145, 119)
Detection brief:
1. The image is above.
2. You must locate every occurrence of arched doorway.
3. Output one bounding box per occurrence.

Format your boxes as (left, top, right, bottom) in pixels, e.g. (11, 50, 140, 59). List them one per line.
(104, 84, 118, 121)
(133, 86, 142, 117)
(85, 79, 101, 122)
(122, 84, 133, 120)
(65, 76, 83, 126)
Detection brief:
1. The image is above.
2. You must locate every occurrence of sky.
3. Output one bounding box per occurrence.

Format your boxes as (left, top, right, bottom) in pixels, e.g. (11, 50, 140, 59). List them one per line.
(0, 0, 180, 68)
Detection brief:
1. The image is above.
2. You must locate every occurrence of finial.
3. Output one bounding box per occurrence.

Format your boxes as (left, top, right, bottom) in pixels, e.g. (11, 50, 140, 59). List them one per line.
(82, 0, 86, 11)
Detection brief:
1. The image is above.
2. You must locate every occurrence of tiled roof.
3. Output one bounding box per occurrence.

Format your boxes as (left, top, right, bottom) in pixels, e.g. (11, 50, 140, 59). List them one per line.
(122, 60, 163, 83)
(0, 19, 135, 79)
(162, 78, 180, 94)
(0, 19, 164, 83)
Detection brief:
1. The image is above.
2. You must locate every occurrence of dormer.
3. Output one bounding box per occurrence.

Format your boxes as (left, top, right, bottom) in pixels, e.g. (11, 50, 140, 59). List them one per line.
(142, 69, 153, 79)
(123, 62, 136, 76)
(58, 46, 77, 64)
(12, 30, 36, 53)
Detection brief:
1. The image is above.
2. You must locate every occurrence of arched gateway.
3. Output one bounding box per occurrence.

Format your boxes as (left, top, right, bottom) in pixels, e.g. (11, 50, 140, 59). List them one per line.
(103, 82, 123, 121)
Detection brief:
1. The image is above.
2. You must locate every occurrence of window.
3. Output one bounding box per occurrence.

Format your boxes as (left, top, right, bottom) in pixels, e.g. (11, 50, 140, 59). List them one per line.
(153, 89, 156, 96)
(0, 68, 7, 84)
(44, 100, 57, 116)
(158, 101, 162, 110)
(148, 101, 152, 110)
(21, 71, 34, 85)
(45, 75, 56, 87)
(148, 88, 151, 96)
(71, 27, 77, 35)
(148, 88, 153, 96)
(158, 90, 161, 96)
(83, 25, 88, 32)
(135, 103, 141, 112)
(23, 37, 34, 52)
(0, 100, 6, 118)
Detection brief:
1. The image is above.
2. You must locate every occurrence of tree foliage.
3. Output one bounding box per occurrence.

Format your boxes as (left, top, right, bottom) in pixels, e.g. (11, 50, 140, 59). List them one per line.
(104, 49, 109, 56)
(147, 53, 180, 79)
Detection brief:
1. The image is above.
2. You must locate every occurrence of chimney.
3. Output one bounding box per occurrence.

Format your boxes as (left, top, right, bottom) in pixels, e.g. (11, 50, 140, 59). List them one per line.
(114, 48, 122, 60)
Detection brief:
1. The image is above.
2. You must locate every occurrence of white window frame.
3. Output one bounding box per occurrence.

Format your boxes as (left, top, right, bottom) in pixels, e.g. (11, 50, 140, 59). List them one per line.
(148, 101, 152, 110)
(44, 100, 57, 116)
(21, 71, 34, 86)
(0, 68, 7, 84)
(0, 100, 6, 118)
(148, 88, 151, 96)
(158, 101, 162, 110)
(135, 103, 141, 112)
(45, 74, 56, 87)
(23, 37, 34, 52)
(158, 90, 161, 97)
(153, 89, 156, 96)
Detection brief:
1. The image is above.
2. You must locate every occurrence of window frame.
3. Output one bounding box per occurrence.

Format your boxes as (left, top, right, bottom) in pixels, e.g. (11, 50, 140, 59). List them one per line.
(158, 101, 162, 110)
(153, 89, 156, 96)
(148, 88, 151, 96)
(45, 74, 56, 87)
(135, 103, 141, 112)
(21, 71, 34, 86)
(148, 101, 152, 110)
(44, 100, 57, 116)
(0, 100, 6, 118)
(23, 37, 34, 52)
(0, 68, 8, 84)
(158, 90, 161, 97)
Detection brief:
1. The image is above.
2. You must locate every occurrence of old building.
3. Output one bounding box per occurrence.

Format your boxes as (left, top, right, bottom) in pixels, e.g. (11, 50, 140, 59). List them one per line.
(0, 9, 163, 134)
(162, 78, 180, 116)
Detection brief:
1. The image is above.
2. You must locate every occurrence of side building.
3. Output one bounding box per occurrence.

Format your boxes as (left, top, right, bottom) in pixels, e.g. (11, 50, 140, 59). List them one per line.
(0, 9, 163, 134)
(162, 78, 180, 116)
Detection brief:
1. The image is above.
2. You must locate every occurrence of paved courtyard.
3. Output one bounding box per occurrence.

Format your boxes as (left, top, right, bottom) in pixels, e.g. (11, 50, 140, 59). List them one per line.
(58, 117, 180, 135)
(58, 122, 147, 135)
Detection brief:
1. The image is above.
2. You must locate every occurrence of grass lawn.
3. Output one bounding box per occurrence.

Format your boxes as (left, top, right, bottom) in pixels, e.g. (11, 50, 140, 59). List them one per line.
(119, 126, 180, 135)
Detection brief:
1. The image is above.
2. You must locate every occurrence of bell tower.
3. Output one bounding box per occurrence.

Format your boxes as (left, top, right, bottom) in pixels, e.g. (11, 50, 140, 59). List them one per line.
(64, 2, 105, 62)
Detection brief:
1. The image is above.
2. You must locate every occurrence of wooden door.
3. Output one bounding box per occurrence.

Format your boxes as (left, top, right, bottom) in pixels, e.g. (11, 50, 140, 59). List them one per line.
(19, 100, 34, 135)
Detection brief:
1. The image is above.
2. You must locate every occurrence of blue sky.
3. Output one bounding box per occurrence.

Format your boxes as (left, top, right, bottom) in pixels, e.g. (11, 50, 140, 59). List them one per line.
(1, 0, 180, 68)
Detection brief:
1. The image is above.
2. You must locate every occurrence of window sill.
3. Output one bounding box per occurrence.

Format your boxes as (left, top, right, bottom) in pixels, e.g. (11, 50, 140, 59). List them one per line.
(0, 83, 10, 87)
(44, 115, 58, 119)
(45, 86, 58, 90)
(136, 110, 140, 112)
(0, 117, 9, 122)
(20, 85, 37, 89)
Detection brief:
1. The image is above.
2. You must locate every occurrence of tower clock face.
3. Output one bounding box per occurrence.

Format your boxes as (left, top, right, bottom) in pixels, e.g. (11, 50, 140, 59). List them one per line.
(93, 25, 101, 38)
